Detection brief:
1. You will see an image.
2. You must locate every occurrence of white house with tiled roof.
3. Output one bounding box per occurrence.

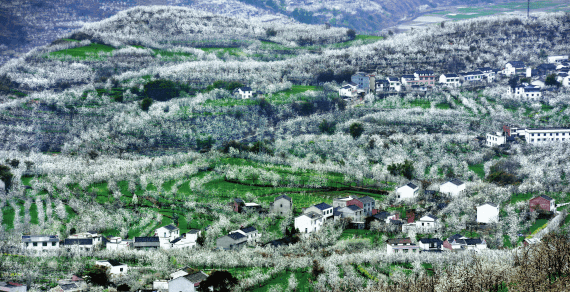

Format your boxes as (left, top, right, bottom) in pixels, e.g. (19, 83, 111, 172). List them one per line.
(295, 212, 323, 234)
(396, 182, 419, 200)
(477, 203, 499, 223)
(304, 202, 334, 221)
(386, 238, 419, 254)
(440, 179, 465, 197)
(22, 235, 60, 251)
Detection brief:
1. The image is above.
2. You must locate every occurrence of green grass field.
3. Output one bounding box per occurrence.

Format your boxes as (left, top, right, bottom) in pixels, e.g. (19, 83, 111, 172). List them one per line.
(468, 163, 485, 179)
(48, 43, 115, 59)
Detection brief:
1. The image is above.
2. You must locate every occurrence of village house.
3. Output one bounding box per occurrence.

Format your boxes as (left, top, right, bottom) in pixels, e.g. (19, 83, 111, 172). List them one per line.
(401, 74, 419, 87)
(106, 237, 131, 250)
(529, 195, 556, 213)
(333, 196, 355, 208)
(232, 198, 245, 213)
(402, 214, 440, 233)
(439, 179, 466, 197)
(524, 127, 570, 144)
(438, 73, 461, 87)
(68, 231, 103, 245)
(358, 196, 375, 217)
(414, 70, 436, 87)
(63, 238, 94, 251)
(460, 71, 484, 84)
(231, 198, 262, 214)
(294, 212, 323, 234)
(21, 235, 60, 251)
(156, 225, 180, 249)
(339, 83, 357, 98)
(418, 238, 444, 252)
(503, 61, 526, 76)
(375, 79, 390, 92)
(386, 238, 419, 254)
(507, 84, 542, 99)
(336, 205, 365, 228)
(486, 131, 506, 146)
(170, 229, 201, 249)
(133, 237, 160, 250)
(304, 202, 333, 221)
(95, 260, 128, 275)
(386, 76, 402, 91)
(168, 271, 208, 292)
(547, 55, 569, 64)
(477, 67, 498, 82)
(443, 234, 487, 251)
(396, 182, 419, 200)
(477, 203, 499, 224)
(271, 195, 292, 215)
(351, 72, 375, 94)
(231, 226, 261, 243)
(534, 63, 558, 77)
(234, 87, 253, 99)
(216, 232, 247, 250)
(371, 211, 399, 224)
(0, 281, 26, 292)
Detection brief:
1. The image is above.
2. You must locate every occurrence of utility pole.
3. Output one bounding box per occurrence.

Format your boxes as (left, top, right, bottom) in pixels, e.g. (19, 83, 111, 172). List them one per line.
(528, 0, 530, 18)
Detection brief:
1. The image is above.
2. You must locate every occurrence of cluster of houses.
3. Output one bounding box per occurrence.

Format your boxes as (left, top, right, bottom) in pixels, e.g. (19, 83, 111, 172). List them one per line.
(339, 56, 570, 99)
(153, 267, 209, 292)
(386, 234, 487, 254)
(486, 124, 570, 147)
(20, 225, 202, 253)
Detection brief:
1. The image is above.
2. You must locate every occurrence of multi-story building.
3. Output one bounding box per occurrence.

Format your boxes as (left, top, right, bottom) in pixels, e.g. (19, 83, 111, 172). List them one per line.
(507, 84, 542, 99)
(414, 70, 436, 87)
(460, 71, 484, 83)
(351, 72, 375, 94)
(439, 73, 460, 87)
(486, 132, 507, 147)
(477, 67, 497, 82)
(503, 61, 526, 76)
(525, 128, 570, 144)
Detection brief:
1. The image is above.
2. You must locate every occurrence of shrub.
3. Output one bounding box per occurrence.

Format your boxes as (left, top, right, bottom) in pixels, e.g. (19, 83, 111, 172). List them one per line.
(143, 79, 187, 101)
(318, 119, 336, 135)
(349, 122, 364, 139)
(140, 97, 153, 111)
(346, 29, 356, 39)
(0, 165, 13, 190)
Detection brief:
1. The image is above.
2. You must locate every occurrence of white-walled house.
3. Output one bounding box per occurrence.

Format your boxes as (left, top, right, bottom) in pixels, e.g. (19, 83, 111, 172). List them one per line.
(547, 55, 569, 63)
(68, 231, 103, 245)
(106, 237, 131, 250)
(170, 230, 201, 249)
(396, 183, 419, 200)
(339, 83, 358, 98)
(304, 202, 333, 221)
(63, 238, 94, 251)
(503, 61, 526, 76)
(156, 225, 180, 242)
(439, 73, 461, 87)
(21, 235, 60, 251)
(235, 87, 253, 99)
(477, 203, 499, 223)
(486, 132, 506, 147)
(440, 179, 466, 197)
(168, 271, 208, 292)
(402, 214, 440, 233)
(508, 84, 542, 99)
(418, 238, 444, 251)
(231, 226, 261, 243)
(524, 128, 570, 144)
(443, 234, 487, 251)
(294, 212, 323, 234)
(478, 67, 497, 82)
(386, 238, 419, 254)
(95, 260, 127, 275)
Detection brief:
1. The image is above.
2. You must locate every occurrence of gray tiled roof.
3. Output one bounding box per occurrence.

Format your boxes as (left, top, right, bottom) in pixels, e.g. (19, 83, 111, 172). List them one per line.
(188, 229, 200, 234)
(313, 202, 332, 211)
(240, 226, 257, 233)
(358, 196, 375, 204)
(275, 195, 292, 202)
(346, 205, 362, 211)
(163, 224, 178, 231)
(227, 232, 246, 240)
(443, 73, 459, 77)
(64, 238, 93, 246)
(448, 178, 464, 186)
(21, 235, 59, 242)
(406, 182, 418, 189)
(183, 271, 208, 284)
(134, 237, 159, 243)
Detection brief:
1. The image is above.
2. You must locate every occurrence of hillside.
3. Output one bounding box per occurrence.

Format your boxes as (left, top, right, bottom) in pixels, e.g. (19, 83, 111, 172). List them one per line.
(2, 8, 570, 292)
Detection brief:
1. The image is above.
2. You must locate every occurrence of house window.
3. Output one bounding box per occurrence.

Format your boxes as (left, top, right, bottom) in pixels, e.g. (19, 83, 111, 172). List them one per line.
(43, 242, 47, 247)
(164, 233, 167, 237)
(120, 268, 123, 272)
(52, 242, 56, 246)
(33, 242, 37, 247)
(305, 228, 308, 233)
